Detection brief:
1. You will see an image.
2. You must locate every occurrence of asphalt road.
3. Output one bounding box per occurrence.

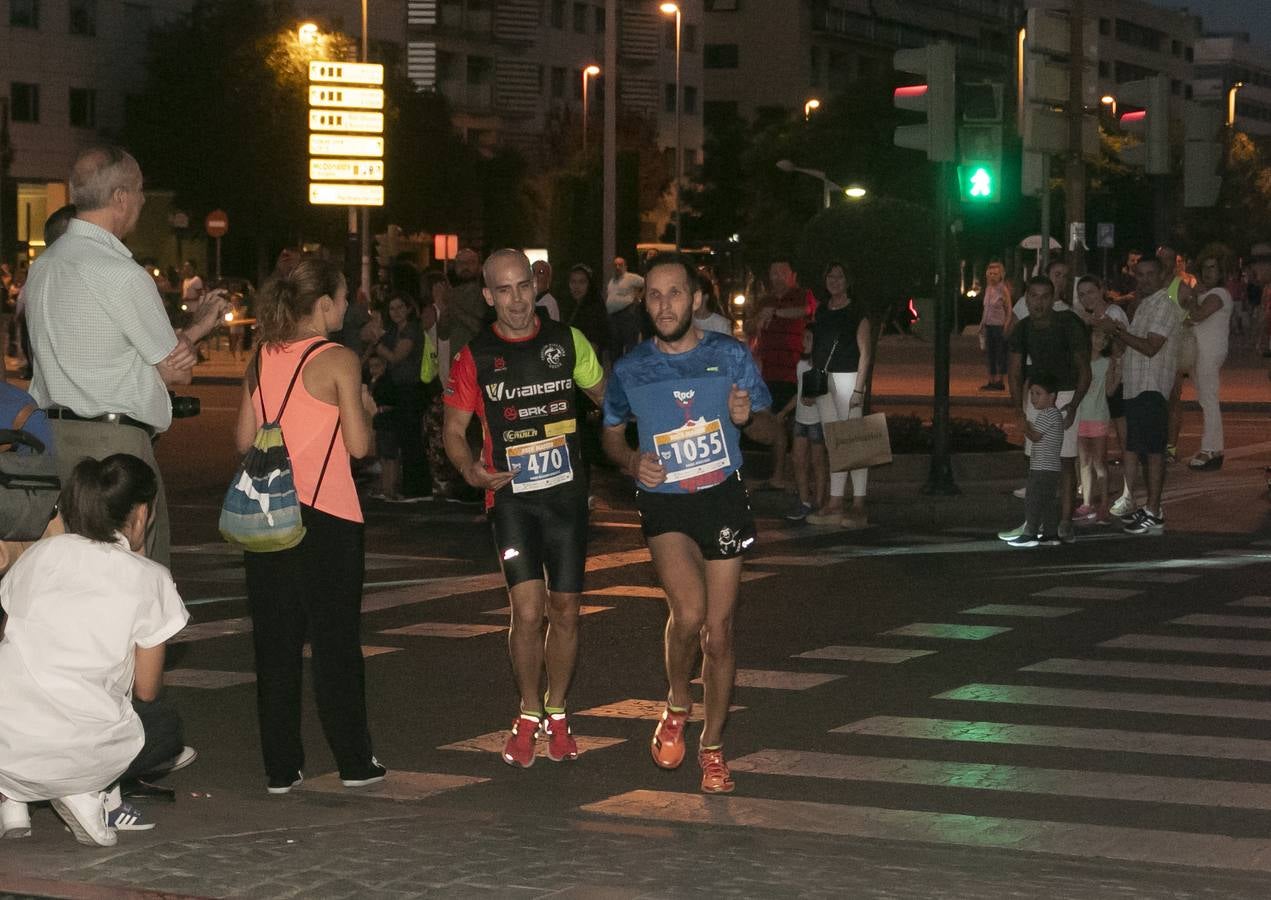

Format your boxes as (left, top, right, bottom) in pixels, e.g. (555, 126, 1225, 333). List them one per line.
(5, 366, 1271, 898)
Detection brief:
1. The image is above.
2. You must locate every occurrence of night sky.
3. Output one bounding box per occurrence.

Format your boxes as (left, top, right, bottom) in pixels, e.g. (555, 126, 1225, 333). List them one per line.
(1156, 0, 1271, 46)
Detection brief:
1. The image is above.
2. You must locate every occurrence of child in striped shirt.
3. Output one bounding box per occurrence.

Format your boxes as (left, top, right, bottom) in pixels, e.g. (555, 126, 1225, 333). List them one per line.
(1008, 372, 1064, 548)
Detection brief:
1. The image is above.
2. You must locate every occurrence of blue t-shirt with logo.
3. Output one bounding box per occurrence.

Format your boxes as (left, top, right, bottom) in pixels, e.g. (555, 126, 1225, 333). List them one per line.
(603, 332, 771, 494)
(0, 382, 52, 455)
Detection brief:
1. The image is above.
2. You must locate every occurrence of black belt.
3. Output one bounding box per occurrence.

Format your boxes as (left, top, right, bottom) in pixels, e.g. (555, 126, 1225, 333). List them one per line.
(44, 407, 157, 438)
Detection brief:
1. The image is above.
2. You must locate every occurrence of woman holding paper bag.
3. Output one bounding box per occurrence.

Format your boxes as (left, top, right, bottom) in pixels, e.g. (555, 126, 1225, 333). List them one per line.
(805, 263, 873, 529)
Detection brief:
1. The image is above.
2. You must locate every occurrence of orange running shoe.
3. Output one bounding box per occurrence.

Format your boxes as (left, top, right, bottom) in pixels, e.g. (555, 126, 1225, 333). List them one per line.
(698, 747, 735, 794)
(502, 714, 540, 768)
(650, 704, 690, 769)
(540, 712, 578, 762)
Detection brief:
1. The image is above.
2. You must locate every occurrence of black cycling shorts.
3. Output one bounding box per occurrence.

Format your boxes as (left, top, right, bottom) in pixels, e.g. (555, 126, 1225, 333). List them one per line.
(635, 471, 756, 561)
(490, 481, 589, 594)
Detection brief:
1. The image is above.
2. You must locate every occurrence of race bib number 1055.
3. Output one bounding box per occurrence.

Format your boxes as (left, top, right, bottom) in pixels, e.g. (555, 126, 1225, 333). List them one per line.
(506, 434, 573, 493)
(653, 418, 731, 484)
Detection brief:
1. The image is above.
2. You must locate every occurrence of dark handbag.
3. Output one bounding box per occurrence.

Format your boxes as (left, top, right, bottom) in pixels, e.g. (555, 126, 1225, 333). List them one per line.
(800, 338, 838, 399)
(0, 427, 61, 541)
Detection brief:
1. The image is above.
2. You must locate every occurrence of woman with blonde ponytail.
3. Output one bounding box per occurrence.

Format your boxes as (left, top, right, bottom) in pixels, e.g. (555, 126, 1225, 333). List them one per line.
(233, 256, 386, 794)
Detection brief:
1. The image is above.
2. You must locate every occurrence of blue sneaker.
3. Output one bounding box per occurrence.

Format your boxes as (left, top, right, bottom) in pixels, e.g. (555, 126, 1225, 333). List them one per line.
(107, 800, 155, 831)
(784, 501, 814, 522)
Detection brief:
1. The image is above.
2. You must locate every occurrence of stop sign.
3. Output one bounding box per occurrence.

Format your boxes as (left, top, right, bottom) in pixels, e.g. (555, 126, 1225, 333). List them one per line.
(205, 210, 229, 238)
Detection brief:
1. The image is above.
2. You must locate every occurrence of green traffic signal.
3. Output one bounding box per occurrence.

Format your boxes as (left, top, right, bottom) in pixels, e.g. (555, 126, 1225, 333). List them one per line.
(958, 162, 1000, 203)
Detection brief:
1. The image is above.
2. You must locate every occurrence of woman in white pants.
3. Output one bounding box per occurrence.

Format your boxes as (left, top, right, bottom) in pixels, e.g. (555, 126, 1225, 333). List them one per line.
(806, 263, 874, 529)
(1187, 244, 1234, 470)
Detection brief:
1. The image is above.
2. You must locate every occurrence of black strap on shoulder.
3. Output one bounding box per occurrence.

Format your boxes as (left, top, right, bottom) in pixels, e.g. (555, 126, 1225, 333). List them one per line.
(311, 420, 341, 506)
(263, 339, 333, 424)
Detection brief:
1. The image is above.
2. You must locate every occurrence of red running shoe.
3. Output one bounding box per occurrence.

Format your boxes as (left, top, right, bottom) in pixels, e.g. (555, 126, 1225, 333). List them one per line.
(698, 747, 736, 794)
(502, 714, 539, 768)
(540, 712, 578, 762)
(650, 705, 690, 770)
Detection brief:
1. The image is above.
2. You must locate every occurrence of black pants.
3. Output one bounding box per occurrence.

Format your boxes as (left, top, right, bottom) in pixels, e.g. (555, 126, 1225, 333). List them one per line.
(244, 505, 374, 780)
(392, 383, 431, 498)
(121, 697, 184, 781)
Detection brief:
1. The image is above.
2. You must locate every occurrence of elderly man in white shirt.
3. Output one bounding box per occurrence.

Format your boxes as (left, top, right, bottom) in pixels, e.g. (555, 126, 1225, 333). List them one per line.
(23, 145, 225, 566)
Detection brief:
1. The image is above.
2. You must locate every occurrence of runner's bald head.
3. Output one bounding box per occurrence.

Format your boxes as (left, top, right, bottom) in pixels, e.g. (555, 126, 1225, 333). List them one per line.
(483, 249, 531, 287)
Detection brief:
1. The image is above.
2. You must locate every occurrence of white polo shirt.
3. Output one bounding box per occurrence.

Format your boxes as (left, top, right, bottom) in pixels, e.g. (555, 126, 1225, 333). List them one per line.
(24, 218, 179, 430)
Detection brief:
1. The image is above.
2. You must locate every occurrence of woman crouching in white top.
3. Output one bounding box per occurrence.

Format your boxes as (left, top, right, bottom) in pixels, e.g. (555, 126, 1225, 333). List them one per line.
(0, 454, 190, 847)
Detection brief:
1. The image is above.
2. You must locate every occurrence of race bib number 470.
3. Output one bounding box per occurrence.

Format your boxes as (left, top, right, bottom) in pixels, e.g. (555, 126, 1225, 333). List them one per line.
(506, 434, 573, 493)
(653, 418, 730, 484)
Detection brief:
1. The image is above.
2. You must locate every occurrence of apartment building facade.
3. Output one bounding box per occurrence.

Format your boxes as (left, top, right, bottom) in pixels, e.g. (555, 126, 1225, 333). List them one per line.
(1193, 32, 1271, 137)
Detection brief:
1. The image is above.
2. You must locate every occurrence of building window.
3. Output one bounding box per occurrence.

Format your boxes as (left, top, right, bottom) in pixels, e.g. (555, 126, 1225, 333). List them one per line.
(1185, 46, 1193, 63)
(572, 2, 586, 32)
(684, 23, 697, 52)
(69, 0, 95, 35)
(683, 85, 697, 115)
(549, 0, 564, 29)
(438, 51, 457, 81)
(1098, 18, 1110, 36)
(573, 69, 584, 99)
(10, 83, 39, 122)
(9, 0, 38, 28)
(550, 66, 566, 98)
(467, 56, 492, 85)
(664, 83, 677, 113)
(69, 87, 96, 127)
(594, 5, 604, 32)
(1098, 60, 1110, 78)
(703, 100, 738, 125)
(122, 2, 151, 32)
(810, 46, 822, 86)
(703, 43, 739, 69)
(705, 0, 738, 9)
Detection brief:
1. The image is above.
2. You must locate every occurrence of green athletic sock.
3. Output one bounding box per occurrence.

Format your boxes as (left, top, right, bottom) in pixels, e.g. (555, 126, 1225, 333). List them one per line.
(519, 706, 543, 720)
(543, 692, 565, 716)
(668, 703, 689, 714)
(700, 743, 722, 751)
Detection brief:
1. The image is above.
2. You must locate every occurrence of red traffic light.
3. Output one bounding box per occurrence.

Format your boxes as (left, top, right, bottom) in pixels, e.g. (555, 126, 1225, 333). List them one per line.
(894, 85, 929, 100)
(1119, 110, 1146, 124)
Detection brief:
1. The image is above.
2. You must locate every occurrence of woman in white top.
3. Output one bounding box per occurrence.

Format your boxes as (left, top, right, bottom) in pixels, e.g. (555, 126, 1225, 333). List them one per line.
(0, 454, 189, 847)
(1186, 244, 1235, 470)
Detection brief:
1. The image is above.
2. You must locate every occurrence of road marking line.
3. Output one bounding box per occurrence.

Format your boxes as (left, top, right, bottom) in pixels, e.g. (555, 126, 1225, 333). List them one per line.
(1229, 596, 1271, 607)
(1030, 586, 1143, 600)
(960, 604, 1080, 618)
(294, 770, 488, 801)
(438, 732, 626, 757)
(936, 682, 1271, 721)
(728, 749, 1271, 811)
(832, 715, 1271, 762)
(579, 790, 1271, 874)
(170, 616, 253, 643)
(795, 646, 937, 663)
(378, 623, 507, 638)
(1097, 572, 1199, 584)
(691, 669, 843, 690)
(164, 668, 256, 688)
(575, 699, 744, 721)
(1021, 657, 1271, 686)
(882, 623, 1012, 640)
(586, 585, 666, 599)
(481, 605, 612, 617)
(1100, 634, 1271, 657)
(1170, 613, 1271, 630)
(303, 644, 399, 658)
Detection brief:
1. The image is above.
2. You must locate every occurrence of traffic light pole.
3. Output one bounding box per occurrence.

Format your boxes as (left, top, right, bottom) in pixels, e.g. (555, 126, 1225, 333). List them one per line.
(1065, 0, 1087, 276)
(924, 161, 959, 496)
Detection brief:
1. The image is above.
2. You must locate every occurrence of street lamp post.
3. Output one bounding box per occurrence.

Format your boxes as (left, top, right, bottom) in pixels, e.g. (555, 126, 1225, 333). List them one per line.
(1100, 94, 1116, 119)
(803, 98, 821, 120)
(582, 64, 600, 154)
(775, 159, 846, 210)
(359, 0, 371, 299)
(1228, 81, 1245, 127)
(660, 2, 682, 249)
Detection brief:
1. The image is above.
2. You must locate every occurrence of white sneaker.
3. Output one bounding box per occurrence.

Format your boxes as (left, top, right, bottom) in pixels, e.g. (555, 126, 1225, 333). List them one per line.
(998, 522, 1028, 541)
(1109, 494, 1136, 518)
(51, 791, 116, 847)
(1, 798, 31, 839)
(1012, 486, 1027, 499)
(144, 745, 198, 778)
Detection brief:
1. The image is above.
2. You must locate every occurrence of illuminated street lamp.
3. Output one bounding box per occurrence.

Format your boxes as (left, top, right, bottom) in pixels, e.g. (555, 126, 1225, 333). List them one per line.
(1101, 94, 1116, 118)
(583, 64, 601, 154)
(1228, 81, 1245, 127)
(660, 2, 682, 249)
(298, 21, 319, 45)
(804, 98, 821, 120)
(844, 184, 867, 200)
(776, 158, 844, 210)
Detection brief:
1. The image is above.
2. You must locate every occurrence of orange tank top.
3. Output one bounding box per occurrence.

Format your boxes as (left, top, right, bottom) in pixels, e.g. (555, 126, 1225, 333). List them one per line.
(252, 337, 362, 524)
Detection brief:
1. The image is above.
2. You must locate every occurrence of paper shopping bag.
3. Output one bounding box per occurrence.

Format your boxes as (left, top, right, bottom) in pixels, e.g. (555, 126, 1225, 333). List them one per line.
(824, 413, 892, 471)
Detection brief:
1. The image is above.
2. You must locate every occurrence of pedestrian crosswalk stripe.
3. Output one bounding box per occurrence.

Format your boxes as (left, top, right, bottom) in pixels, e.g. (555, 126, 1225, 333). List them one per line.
(438, 732, 625, 757)
(574, 699, 744, 721)
(727, 749, 1271, 811)
(164, 668, 256, 689)
(379, 623, 507, 638)
(883, 623, 1012, 640)
(481, 605, 613, 616)
(832, 716, 1271, 762)
(1228, 596, 1271, 607)
(794, 646, 937, 663)
(1100, 634, 1271, 657)
(295, 770, 488, 801)
(170, 616, 253, 644)
(692, 669, 843, 690)
(1097, 572, 1199, 584)
(936, 682, 1271, 721)
(1170, 613, 1271, 630)
(960, 604, 1080, 618)
(586, 585, 666, 599)
(1030, 586, 1143, 601)
(1021, 657, 1271, 687)
(302, 645, 399, 659)
(580, 790, 1271, 874)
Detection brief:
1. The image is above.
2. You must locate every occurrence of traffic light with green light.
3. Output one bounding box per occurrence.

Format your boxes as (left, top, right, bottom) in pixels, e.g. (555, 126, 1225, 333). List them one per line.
(958, 163, 1000, 202)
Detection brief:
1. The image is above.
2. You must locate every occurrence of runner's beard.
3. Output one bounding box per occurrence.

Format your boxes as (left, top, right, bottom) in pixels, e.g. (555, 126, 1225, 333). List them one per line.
(654, 310, 694, 343)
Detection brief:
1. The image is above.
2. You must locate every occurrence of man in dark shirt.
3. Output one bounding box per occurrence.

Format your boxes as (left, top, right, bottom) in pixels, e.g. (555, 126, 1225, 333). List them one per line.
(1008, 276, 1091, 542)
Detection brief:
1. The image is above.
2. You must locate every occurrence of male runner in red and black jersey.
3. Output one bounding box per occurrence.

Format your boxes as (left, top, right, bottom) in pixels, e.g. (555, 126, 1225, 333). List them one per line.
(443, 249, 606, 768)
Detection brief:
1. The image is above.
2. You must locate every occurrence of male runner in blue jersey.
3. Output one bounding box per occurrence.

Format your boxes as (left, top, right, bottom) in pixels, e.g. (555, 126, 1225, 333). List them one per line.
(444, 249, 606, 768)
(602, 252, 776, 794)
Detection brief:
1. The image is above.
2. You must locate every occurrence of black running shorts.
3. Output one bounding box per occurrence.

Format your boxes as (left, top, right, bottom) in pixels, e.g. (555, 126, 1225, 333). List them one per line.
(635, 471, 756, 561)
(490, 480, 590, 593)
